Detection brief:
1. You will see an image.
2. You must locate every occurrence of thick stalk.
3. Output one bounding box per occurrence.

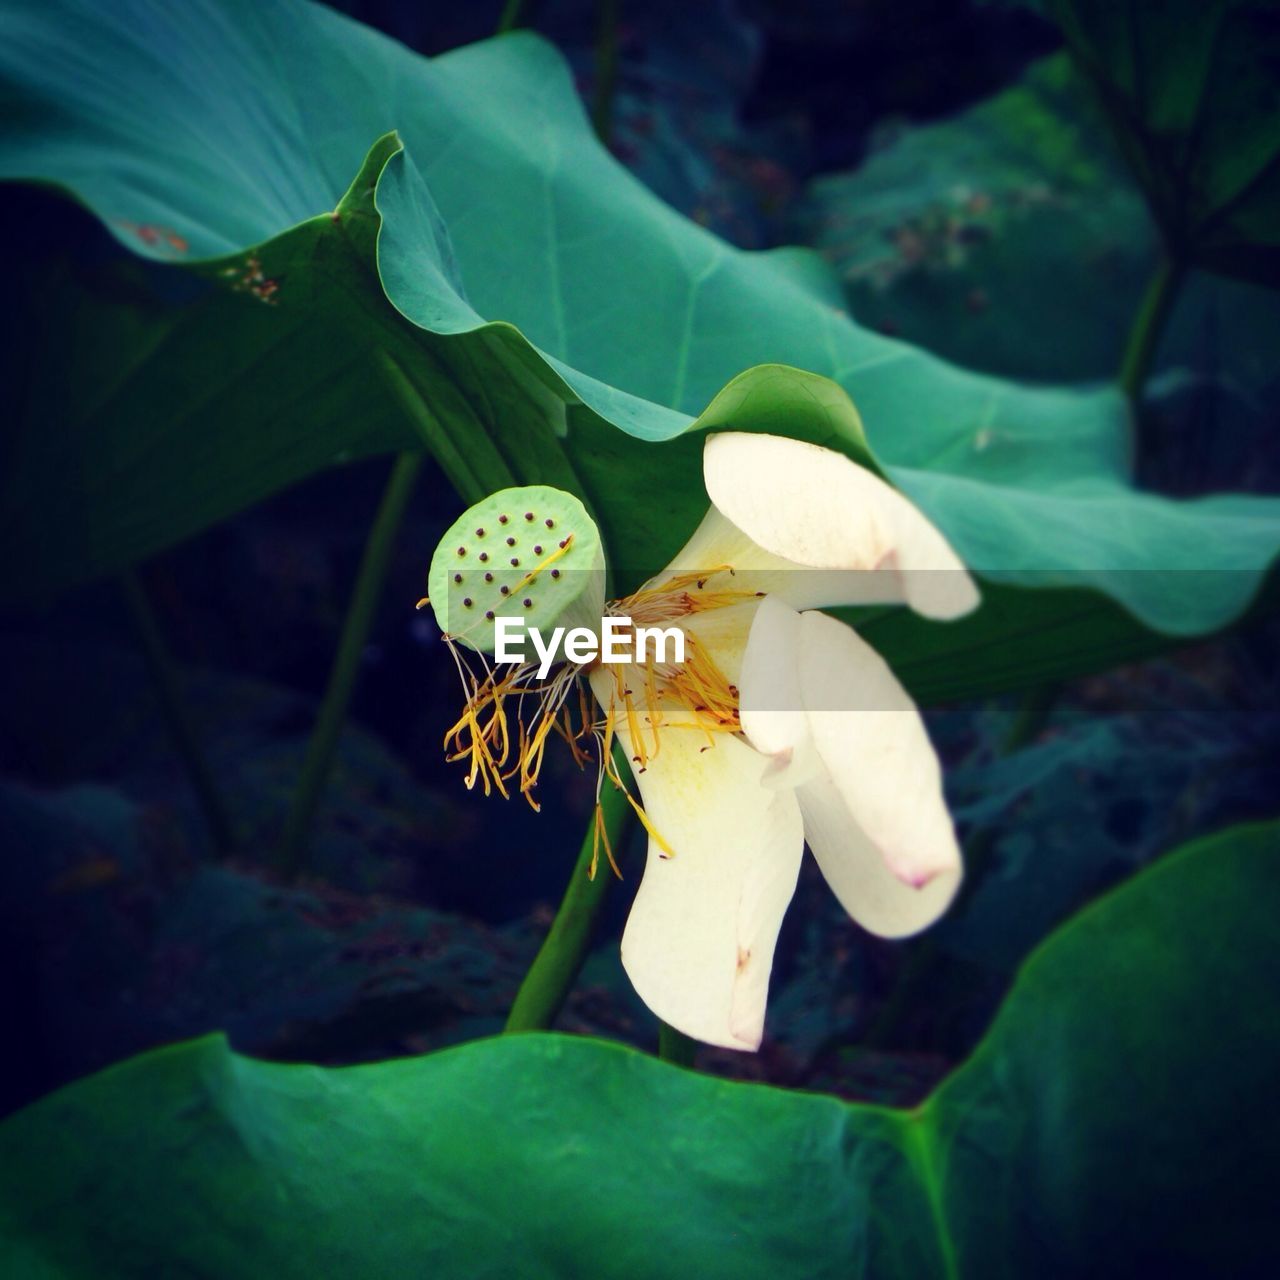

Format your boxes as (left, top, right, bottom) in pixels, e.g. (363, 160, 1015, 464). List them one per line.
(506, 747, 633, 1032)
(658, 1022, 697, 1068)
(1119, 256, 1183, 401)
(121, 568, 235, 856)
(274, 450, 424, 878)
(495, 0, 526, 33)
(1119, 255, 1185, 465)
(591, 0, 621, 147)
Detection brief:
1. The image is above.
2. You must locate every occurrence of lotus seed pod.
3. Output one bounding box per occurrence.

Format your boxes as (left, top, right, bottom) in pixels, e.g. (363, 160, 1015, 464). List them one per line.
(426, 486, 606, 653)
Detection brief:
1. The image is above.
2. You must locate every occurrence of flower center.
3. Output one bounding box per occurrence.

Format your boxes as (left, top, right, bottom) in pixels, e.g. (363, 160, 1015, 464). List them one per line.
(440, 566, 759, 874)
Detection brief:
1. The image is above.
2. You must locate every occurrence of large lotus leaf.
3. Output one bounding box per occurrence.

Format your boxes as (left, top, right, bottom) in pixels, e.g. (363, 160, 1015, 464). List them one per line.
(1, 820, 1275, 1276)
(1043, 0, 1280, 286)
(1, 0, 1279, 654)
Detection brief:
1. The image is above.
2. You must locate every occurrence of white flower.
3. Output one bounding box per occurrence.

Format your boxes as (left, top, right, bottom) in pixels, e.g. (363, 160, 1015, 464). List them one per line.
(430, 432, 978, 1051)
(587, 433, 978, 1050)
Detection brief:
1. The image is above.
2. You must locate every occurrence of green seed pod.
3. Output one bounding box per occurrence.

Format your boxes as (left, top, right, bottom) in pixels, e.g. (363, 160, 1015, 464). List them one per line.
(426, 486, 605, 654)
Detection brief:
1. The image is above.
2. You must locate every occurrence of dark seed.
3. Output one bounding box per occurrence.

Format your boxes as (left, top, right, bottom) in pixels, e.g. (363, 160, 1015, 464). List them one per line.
(500, 585, 510, 595)
(524, 512, 534, 521)
(453, 573, 462, 583)
(523, 598, 533, 608)
(475, 528, 485, 537)
(551, 569, 561, 579)
(533, 545, 543, 555)
(506, 536, 515, 546)
(545, 518, 555, 528)
(510, 557, 520, 566)
(484, 572, 493, 582)
(479, 552, 489, 562)
(485, 610, 494, 620)
(456, 546, 466, 557)
(463, 597, 473, 607)
(558, 539, 567, 548)
(499, 514, 509, 524)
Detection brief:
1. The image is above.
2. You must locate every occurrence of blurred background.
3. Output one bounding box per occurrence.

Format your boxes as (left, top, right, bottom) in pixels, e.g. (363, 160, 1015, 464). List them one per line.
(2, 0, 1277, 1118)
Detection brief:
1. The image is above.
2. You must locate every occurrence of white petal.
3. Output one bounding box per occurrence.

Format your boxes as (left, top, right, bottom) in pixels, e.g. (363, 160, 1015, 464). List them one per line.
(738, 594, 822, 790)
(588, 668, 804, 1050)
(798, 609, 962, 896)
(703, 432, 980, 620)
(661, 504, 771, 581)
(661, 507, 854, 614)
(797, 774, 960, 937)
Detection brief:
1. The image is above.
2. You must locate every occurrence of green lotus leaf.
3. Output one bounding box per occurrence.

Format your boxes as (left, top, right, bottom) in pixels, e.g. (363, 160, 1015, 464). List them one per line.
(1, 820, 1275, 1276)
(1, 0, 1278, 703)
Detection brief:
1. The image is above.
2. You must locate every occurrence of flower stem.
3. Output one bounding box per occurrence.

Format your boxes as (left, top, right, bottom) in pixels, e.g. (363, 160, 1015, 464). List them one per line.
(274, 450, 424, 879)
(505, 745, 633, 1032)
(658, 1022, 697, 1068)
(1119, 256, 1182, 401)
(495, 0, 526, 33)
(1118, 254, 1185, 465)
(121, 568, 235, 857)
(591, 0, 621, 147)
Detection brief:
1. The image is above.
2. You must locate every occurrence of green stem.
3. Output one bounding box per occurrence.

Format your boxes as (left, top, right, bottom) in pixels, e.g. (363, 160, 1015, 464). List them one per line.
(121, 568, 234, 856)
(1118, 255, 1185, 465)
(495, 0, 525, 34)
(591, 0, 621, 148)
(274, 450, 424, 878)
(1119, 256, 1183, 401)
(506, 746, 633, 1032)
(658, 1022, 697, 1068)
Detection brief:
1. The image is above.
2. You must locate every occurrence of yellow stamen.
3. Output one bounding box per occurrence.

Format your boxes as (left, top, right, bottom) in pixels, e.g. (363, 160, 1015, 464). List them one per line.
(436, 558, 759, 861)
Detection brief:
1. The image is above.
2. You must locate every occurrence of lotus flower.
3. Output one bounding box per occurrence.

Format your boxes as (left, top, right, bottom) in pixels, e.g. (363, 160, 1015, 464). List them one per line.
(427, 432, 979, 1049)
